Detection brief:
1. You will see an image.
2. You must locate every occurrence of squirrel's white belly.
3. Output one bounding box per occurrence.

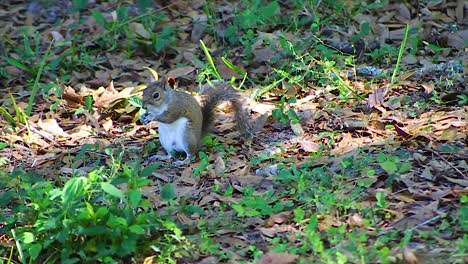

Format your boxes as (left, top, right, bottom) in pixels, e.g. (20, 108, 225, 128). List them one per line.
(158, 117, 189, 153)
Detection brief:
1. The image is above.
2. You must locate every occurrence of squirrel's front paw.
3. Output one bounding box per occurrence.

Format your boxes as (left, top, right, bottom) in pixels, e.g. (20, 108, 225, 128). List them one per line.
(140, 113, 153, 124)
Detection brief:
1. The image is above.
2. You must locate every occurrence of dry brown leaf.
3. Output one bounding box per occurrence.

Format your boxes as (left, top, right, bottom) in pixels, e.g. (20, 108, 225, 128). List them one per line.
(347, 213, 364, 228)
(403, 247, 419, 264)
(87, 78, 109, 88)
(420, 166, 434, 181)
(258, 227, 278, 238)
(437, 126, 459, 141)
(296, 138, 321, 153)
(37, 119, 69, 137)
(93, 81, 118, 108)
(129, 22, 150, 39)
(214, 156, 225, 176)
(166, 66, 196, 79)
(265, 211, 291, 227)
(63, 86, 83, 105)
(191, 14, 208, 43)
(290, 121, 304, 136)
(318, 215, 336, 231)
(68, 125, 93, 140)
(49, 30, 64, 42)
(252, 47, 275, 63)
(368, 87, 385, 109)
(257, 251, 298, 264)
(102, 119, 113, 132)
(196, 256, 219, 264)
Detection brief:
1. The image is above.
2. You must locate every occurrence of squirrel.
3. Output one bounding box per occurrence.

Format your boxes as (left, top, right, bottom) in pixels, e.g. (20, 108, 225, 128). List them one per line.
(140, 76, 251, 165)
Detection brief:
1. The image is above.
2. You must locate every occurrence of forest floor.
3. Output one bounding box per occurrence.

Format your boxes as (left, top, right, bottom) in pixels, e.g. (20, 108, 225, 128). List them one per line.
(0, 0, 467, 263)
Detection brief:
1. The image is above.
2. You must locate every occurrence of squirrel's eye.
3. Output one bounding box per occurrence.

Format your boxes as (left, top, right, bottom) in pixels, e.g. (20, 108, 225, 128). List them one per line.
(152, 92, 160, 99)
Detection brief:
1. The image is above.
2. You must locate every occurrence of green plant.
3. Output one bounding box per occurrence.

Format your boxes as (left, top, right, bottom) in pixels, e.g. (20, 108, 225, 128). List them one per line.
(231, 187, 291, 217)
(91, 7, 172, 54)
(272, 96, 300, 124)
(199, 39, 222, 80)
(366, 43, 399, 63)
(427, 44, 450, 62)
(3, 32, 57, 116)
(193, 151, 209, 176)
(456, 94, 468, 105)
(430, 89, 443, 104)
(224, 0, 279, 44)
(2, 149, 190, 263)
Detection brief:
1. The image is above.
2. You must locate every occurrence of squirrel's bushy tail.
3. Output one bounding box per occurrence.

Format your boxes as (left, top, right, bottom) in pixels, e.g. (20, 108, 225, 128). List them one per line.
(199, 82, 252, 138)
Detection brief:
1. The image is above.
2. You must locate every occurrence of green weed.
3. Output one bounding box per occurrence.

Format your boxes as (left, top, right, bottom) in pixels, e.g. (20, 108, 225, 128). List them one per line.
(1, 148, 190, 263)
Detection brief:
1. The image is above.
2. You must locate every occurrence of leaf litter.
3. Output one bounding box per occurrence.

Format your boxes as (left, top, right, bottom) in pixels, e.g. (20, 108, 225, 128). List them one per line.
(0, 0, 467, 263)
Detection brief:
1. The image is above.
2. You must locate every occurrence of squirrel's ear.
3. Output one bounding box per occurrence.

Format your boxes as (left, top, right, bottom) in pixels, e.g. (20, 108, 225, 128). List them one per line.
(167, 77, 176, 88)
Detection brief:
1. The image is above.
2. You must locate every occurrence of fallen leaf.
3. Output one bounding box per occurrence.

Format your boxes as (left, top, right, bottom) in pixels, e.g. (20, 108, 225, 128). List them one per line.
(214, 156, 225, 176)
(166, 66, 195, 79)
(403, 247, 419, 264)
(257, 251, 298, 264)
(347, 213, 364, 228)
(265, 211, 291, 227)
(38, 119, 69, 137)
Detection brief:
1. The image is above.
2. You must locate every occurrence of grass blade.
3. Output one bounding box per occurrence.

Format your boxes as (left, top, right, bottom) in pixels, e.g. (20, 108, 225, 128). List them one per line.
(391, 24, 410, 85)
(26, 40, 54, 116)
(200, 39, 221, 80)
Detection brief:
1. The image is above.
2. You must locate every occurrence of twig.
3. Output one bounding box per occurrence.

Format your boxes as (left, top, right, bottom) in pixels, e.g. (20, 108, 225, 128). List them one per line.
(430, 149, 467, 179)
(408, 214, 443, 232)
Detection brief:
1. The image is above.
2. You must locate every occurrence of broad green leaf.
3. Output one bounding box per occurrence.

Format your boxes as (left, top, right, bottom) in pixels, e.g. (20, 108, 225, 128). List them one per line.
(182, 205, 205, 215)
(107, 216, 127, 228)
(101, 182, 126, 201)
(84, 95, 93, 111)
(308, 214, 318, 231)
(461, 195, 468, 203)
(85, 202, 95, 217)
(21, 232, 35, 243)
(28, 243, 42, 260)
(399, 162, 412, 173)
(129, 224, 145, 235)
(62, 177, 87, 207)
(232, 204, 244, 216)
(141, 163, 159, 177)
(95, 206, 109, 218)
(80, 226, 107, 236)
(0, 141, 9, 150)
(294, 208, 305, 222)
(129, 189, 142, 207)
(246, 209, 260, 217)
(380, 160, 397, 174)
(260, 0, 279, 20)
(116, 6, 128, 21)
(5, 57, 30, 72)
(128, 96, 143, 107)
(376, 192, 387, 208)
(92, 11, 107, 27)
(160, 183, 175, 201)
(0, 190, 14, 207)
